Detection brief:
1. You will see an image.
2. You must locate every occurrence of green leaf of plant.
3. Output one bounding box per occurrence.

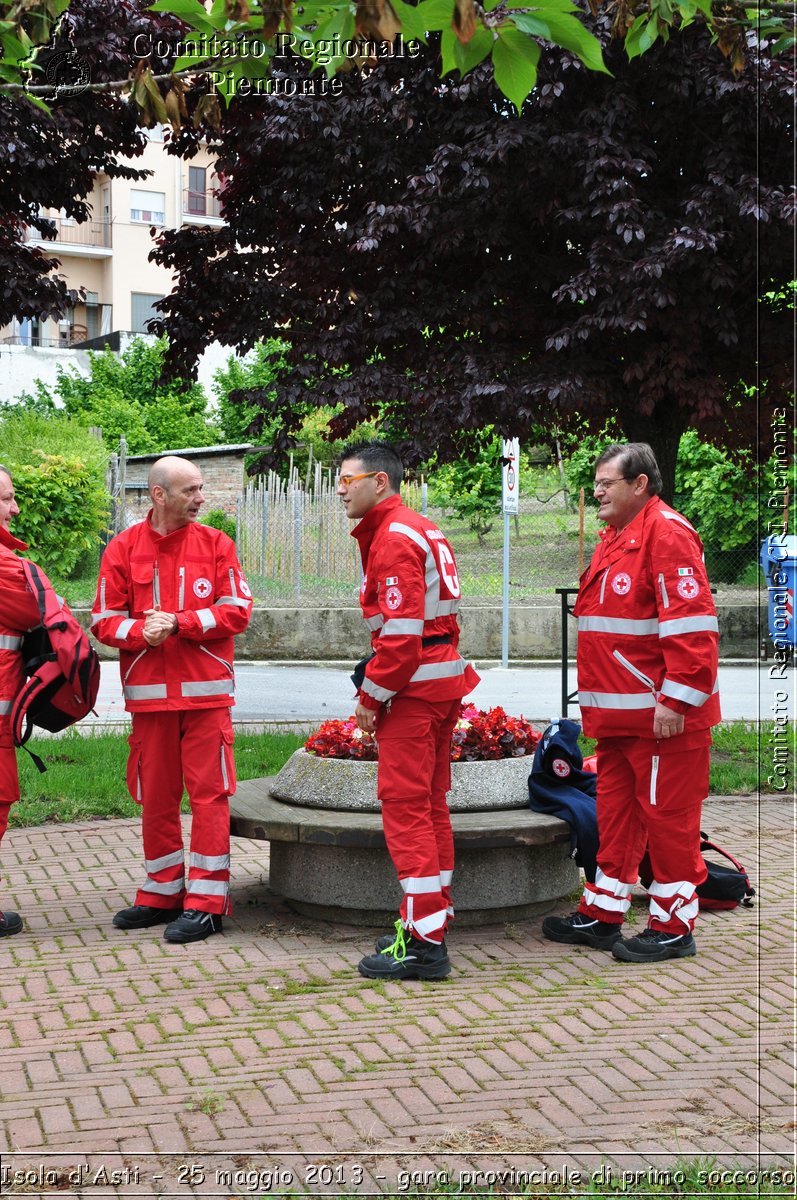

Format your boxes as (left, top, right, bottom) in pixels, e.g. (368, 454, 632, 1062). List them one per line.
(311, 7, 356, 75)
(454, 23, 492, 72)
(624, 13, 659, 58)
(391, 0, 431, 41)
(148, 0, 219, 35)
(412, 0, 456, 32)
(440, 25, 459, 74)
(511, 10, 608, 71)
(491, 26, 539, 111)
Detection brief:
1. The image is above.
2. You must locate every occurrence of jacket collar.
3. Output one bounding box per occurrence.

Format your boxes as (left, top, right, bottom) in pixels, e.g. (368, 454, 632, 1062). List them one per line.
(0, 525, 28, 553)
(592, 495, 661, 571)
(143, 509, 192, 546)
(351, 493, 403, 560)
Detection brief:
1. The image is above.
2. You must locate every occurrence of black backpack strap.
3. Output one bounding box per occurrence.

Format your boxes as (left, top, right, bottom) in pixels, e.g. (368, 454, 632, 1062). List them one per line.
(21, 558, 49, 625)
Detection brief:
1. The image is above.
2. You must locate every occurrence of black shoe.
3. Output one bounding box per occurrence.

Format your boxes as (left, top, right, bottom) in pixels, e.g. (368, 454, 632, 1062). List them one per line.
(0, 910, 23, 937)
(358, 927, 451, 981)
(164, 909, 223, 944)
(113, 904, 176, 930)
(612, 928, 696, 962)
(542, 911, 622, 950)
(374, 929, 448, 954)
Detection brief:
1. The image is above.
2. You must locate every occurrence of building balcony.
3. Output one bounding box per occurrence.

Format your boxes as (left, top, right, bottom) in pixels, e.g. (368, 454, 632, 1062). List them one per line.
(183, 187, 224, 222)
(26, 218, 113, 256)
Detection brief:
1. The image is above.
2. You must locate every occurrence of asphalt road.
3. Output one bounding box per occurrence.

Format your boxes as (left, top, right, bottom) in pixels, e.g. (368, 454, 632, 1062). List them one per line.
(90, 659, 791, 726)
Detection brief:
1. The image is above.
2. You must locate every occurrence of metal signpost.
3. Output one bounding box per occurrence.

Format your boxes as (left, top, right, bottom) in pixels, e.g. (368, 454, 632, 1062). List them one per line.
(501, 438, 520, 668)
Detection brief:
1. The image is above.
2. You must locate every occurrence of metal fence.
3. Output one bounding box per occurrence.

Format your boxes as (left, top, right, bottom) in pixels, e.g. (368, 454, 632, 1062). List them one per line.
(236, 469, 759, 607)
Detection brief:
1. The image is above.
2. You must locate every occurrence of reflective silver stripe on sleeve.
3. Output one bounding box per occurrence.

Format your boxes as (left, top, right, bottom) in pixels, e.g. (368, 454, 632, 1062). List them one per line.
(0, 701, 12, 714)
(196, 608, 217, 632)
(381, 618, 425, 637)
(579, 691, 657, 709)
(91, 609, 129, 626)
(116, 618, 136, 640)
(388, 521, 432, 556)
(140, 878, 184, 895)
(661, 510, 696, 532)
(578, 617, 659, 635)
(228, 567, 238, 600)
(658, 616, 719, 637)
(364, 613, 384, 631)
(659, 678, 714, 706)
(360, 677, 396, 703)
(181, 680, 235, 697)
(186, 878, 229, 896)
(388, 521, 442, 621)
(189, 852, 231, 872)
(216, 596, 250, 608)
(124, 684, 168, 701)
(434, 598, 460, 616)
(145, 850, 185, 873)
(0, 636, 22, 650)
(409, 659, 467, 683)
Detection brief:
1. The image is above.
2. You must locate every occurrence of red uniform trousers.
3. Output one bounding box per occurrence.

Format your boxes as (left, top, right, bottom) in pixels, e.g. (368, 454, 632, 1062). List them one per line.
(376, 695, 461, 944)
(0, 733, 19, 852)
(127, 709, 237, 916)
(578, 733, 710, 935)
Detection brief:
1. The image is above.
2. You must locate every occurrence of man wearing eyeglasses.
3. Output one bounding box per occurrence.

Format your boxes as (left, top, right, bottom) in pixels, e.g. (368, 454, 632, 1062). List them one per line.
(337, 441, 479, 980)
(543, 442, 721, 963)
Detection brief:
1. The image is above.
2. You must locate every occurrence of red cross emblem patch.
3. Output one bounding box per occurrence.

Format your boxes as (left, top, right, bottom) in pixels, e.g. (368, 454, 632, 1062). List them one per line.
(677, 577, 700, 600)
(612, 573, 632, 595)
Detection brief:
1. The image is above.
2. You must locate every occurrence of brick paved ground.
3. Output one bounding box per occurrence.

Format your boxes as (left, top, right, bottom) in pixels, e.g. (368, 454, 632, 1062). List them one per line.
(0, 796, 793, 1197)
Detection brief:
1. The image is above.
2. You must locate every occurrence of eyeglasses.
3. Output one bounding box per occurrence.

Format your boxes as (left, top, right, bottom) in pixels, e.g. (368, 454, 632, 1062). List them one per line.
(337, 471, 379, 486)
(594, 477, 629, 493)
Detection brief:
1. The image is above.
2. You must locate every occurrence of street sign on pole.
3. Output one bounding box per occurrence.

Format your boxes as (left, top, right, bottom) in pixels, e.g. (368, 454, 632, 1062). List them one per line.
(502, 438, 520, 515)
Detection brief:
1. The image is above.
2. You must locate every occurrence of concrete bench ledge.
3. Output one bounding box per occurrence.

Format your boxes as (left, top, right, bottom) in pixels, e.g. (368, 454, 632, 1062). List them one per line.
(229, 776, 579, 927)
(230, 777, 572, 850)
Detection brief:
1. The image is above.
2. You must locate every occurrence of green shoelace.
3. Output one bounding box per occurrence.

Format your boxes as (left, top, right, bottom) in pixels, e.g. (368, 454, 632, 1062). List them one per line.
(382, 919, 408, 961)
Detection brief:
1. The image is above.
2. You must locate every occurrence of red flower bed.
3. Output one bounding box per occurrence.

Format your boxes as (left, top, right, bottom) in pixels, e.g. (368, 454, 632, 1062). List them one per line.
(304, 704, 541, 763)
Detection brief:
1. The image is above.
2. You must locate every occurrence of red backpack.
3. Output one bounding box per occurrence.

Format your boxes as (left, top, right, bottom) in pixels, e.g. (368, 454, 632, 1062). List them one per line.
(11, 559, 100, 771)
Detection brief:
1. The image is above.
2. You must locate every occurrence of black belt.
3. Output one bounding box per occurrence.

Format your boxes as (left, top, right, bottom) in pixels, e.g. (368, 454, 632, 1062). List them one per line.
(422, 635, 452, 647)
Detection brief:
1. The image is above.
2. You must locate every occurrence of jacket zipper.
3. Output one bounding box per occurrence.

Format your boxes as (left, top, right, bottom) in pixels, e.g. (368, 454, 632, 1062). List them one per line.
(612, 649, 656, 694)
(599, 569, 609, 604)
(200, 645, 234, 677)
(123, 648, 149, 686)
(178, 566, 185, 611)
(658, 573, 669, 609)
(152, 561, 161, 608)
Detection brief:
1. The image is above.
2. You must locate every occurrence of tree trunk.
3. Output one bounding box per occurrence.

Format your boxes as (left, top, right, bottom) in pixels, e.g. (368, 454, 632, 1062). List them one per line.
(621, 406, 686, 505)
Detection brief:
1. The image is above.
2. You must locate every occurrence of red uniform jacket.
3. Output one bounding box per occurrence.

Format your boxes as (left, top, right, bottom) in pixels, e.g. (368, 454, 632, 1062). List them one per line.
(91, 514, 253, 712)
(352, 494, 479, 711)
(0, 528, 44, 730)
(574, 496, 721, 739)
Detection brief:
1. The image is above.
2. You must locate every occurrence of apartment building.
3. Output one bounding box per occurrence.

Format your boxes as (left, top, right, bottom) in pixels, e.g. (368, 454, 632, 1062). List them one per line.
(2, 128, 223, 350)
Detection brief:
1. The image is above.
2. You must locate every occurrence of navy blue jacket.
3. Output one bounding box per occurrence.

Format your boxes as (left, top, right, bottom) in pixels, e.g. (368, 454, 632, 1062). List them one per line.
(528, 719, 599, 883)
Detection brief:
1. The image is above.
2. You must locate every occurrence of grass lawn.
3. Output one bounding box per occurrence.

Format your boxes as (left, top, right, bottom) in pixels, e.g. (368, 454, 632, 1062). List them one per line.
(7, 721, 783, 829)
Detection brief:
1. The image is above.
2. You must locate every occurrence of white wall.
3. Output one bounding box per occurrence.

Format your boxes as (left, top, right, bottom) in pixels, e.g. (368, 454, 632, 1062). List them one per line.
(0, 336, 239, 409)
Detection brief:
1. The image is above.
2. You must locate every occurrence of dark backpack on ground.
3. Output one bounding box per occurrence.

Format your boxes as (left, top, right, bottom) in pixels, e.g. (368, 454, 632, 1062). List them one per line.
(640, 834, 755, 911)
(695, 834, 755, 909)
(10, 559, 100, 771)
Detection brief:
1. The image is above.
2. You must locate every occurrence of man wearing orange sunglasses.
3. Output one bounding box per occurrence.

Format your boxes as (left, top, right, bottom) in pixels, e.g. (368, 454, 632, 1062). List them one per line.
(338, 440, 479, 980)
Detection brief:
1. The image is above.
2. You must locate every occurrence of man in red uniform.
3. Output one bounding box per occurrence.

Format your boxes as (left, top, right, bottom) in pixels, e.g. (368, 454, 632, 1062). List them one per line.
(92, 455, 253, 944)
(0, 466, 56, 937)
(338, 441, 480, 980)
(543, 443, 721, 962)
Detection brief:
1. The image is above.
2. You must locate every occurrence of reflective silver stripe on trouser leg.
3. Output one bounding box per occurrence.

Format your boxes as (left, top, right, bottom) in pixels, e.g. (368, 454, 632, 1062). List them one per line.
(139, 848, 185, 896)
